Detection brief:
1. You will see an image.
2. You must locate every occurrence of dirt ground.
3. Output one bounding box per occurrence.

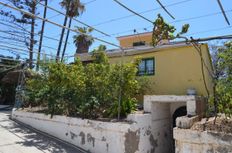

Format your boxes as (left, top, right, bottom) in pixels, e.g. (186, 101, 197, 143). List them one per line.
(191, 115, 232, 134)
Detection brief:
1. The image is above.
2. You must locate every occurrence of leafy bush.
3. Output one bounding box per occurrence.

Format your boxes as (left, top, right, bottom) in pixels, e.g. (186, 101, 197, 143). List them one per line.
(25, 48, 148, 119)
(210, 41, 232, 117)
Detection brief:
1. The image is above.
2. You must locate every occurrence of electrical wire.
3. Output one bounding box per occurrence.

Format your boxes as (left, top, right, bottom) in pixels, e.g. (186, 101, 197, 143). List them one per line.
(216, 0, 230, 25)
(156, 0, 175, 19)
(113, 0, 153, 24)
(96, 9, 232, 38)
(37, 1, 110, 37)
(0, 30, 58, 51)
(84, 0, 97, 5)
(92, 0, 192, 27)
(0, 44, 56, 58)
(0, 1, 121, 49)
(0, 20, 70, 44)
(0, 47, 28, 56)
(185, 26, 232, 36)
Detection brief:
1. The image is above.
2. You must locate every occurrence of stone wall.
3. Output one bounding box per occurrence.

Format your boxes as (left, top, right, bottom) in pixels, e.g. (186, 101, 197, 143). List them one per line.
(174, 128, 232, 153)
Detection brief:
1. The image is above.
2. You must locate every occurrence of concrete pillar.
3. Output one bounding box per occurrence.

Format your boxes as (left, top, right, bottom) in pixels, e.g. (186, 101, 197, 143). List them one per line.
(144, 96, 152, 113)
(186, 100, 196, 116)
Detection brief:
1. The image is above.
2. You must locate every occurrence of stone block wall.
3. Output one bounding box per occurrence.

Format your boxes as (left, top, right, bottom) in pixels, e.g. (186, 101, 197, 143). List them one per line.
(174, 128, 232, 153)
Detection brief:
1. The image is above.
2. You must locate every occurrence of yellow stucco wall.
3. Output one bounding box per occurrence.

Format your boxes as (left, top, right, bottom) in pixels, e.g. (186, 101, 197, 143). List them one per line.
(109, 44, 214, 97)
(117, 32, 152, 48)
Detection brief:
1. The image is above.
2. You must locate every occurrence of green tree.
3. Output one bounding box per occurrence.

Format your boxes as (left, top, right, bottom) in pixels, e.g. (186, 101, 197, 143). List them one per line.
(152, 14, 189, 46)
(25, 45, 148, 119)
(211, 41, 232, 117)
(0, 0, 39, 69)
(73, 27, 94, 54)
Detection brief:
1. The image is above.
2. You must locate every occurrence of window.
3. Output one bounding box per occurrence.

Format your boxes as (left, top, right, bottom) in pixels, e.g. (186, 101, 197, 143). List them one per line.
(138, 58, 155, 76)
(133, 41, 145, 47)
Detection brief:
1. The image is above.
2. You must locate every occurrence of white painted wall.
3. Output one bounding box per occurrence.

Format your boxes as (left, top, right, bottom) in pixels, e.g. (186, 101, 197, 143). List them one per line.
(174, 128, 232, 153)
(11, 95, 206, 153)
(12, 110, 155, 153)
(150, 103, 172, 153)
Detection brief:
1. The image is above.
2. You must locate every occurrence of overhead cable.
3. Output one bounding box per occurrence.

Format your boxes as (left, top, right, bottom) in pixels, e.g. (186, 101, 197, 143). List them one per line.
(156, 0, 175, 19)
(113, 0, 153, 24)
(0, 2, 120, 49)
(216, 0, 230, 25)
(37, 1, 110, 37)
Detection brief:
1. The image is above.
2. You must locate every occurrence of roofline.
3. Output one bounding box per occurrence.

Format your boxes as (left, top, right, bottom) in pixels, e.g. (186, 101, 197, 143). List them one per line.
(76, 42, 207, 61)
(116, 32, 152, 40)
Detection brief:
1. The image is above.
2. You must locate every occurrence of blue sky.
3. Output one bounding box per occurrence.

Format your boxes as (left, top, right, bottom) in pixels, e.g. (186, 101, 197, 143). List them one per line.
(0, 0, 232, 62)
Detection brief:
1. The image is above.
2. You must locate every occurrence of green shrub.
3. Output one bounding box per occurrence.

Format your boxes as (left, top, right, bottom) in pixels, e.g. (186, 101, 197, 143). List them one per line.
(210, 41, 232, 117)
(25, 48, 149, 119)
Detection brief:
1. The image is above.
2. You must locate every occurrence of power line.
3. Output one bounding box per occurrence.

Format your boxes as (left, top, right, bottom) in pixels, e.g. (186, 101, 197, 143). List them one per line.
(191, 35, 232, 42)
(84, 0, 97, 5)
(185, 26, 232, 36)
(113, 0, 153, 24)
(0, 44, 56, 58)
(0, 30, 58, 51)
(216, 0, 230, 25)
(96, 9, 232, 38)
(156, 0, 175, 19)
(0, 40, 28, 48)
(0, 47, 28, 56)
(172, 9, 232, 24)
(93, 0, 192, 26)
(37, 1, 110, 37)
(0, 20, 70, 44)
(0, 1, 121, 49)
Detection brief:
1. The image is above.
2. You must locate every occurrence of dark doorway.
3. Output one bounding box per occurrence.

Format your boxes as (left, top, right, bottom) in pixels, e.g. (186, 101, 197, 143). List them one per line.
(172, 106, 187, 152)
(173, 106, 187, 127)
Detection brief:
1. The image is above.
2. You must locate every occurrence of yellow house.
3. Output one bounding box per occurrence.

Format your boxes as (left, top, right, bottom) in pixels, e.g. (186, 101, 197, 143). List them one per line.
(76, 32, 214, 97)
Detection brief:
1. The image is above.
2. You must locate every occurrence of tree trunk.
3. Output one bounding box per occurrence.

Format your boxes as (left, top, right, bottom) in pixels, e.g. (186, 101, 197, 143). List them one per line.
(61, 18, 72, 62)
(29, 1, 36, 69)
(36, 0, 48, 71)
(56, 2, 70, 62)
(76, 41, 89, 54)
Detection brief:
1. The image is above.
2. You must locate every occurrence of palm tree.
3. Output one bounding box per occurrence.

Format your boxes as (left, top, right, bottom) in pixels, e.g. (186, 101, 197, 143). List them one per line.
(56, 0, 85, 62)
(73, 27, 94, 54)
(29, 0, 36, 69)
(36, 0, 48, 70)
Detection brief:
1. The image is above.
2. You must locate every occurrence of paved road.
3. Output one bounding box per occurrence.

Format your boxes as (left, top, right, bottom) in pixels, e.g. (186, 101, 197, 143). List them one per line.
(0, 110, 85, 153)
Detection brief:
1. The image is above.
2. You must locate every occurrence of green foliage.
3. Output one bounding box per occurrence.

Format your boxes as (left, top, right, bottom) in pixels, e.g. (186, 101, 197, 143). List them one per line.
(0, 0, 38, 24)
(73, 27, 94, 53)
(152, 14, 189, 46)
(210, 41, 232, 117)
(25, 46, 148, 119)
(60, 0, 85, 17)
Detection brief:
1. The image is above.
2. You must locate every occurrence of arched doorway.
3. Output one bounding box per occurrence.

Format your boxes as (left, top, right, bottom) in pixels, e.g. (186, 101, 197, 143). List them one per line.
(173, 106, 187, 127)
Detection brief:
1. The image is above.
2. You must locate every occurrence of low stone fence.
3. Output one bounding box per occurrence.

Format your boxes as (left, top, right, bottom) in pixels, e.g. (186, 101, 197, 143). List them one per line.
(12, 110, 155, 153)
(174, 120, 232, 153)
